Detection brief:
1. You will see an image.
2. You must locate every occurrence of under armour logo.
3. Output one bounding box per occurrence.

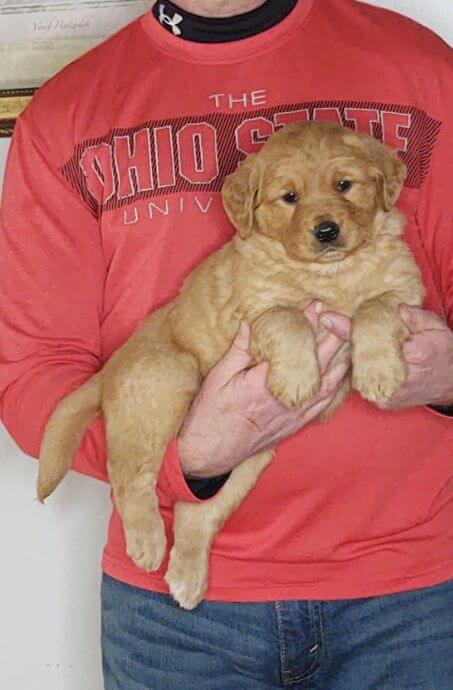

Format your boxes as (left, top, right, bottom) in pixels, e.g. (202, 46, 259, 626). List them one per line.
(158, 4, 183, 36)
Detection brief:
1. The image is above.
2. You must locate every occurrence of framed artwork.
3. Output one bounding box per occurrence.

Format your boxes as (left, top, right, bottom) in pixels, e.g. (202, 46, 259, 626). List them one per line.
(0, 0, 151, 136)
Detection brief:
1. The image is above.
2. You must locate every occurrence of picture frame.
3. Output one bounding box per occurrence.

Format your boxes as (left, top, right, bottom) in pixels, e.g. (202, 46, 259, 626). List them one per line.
(0, 87, 36, 137)
(0, 0, 152, 136)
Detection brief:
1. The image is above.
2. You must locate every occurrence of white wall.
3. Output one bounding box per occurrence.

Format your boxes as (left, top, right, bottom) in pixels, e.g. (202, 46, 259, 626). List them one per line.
(0, 3, 451, 689)
(0, 139, 111, 690)
(364, 0, 452, 40)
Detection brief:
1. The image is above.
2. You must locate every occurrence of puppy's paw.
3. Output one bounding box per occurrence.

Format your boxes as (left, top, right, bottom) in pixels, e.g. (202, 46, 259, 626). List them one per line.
(165, 547, 208, 610)
(267, 358, 320, 408)
(125, 517, 167, 572)
(352, 348, 406, 404)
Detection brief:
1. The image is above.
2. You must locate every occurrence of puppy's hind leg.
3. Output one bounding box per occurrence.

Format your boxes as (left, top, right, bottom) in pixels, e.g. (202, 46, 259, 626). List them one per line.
(165, 449, 274, 609)
(104, 346, 200, 572)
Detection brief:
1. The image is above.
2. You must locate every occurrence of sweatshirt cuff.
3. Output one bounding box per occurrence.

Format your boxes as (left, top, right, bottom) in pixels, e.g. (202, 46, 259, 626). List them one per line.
(184, 472, 231, 499)
(426, 404, 453, 419)
(158, 438, 231, 502)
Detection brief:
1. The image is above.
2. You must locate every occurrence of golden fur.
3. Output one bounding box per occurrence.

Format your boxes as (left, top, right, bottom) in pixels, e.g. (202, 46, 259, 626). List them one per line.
(37, 121, 424, 609)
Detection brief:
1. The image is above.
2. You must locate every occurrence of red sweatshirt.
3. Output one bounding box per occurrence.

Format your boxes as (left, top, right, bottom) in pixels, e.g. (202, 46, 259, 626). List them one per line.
(0, 0, 452, 601)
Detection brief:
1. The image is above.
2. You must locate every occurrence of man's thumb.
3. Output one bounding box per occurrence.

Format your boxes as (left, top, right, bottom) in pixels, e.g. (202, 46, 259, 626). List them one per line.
(399, 304, 446, 333)
(211, 321, 253, 382)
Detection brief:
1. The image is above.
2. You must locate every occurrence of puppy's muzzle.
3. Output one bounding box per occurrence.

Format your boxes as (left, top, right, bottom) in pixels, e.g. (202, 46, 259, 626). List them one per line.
(314, 221, 340, 244)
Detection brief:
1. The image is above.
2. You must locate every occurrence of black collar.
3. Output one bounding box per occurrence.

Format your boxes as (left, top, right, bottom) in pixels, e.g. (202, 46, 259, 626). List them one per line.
(152, 0, 299, 43)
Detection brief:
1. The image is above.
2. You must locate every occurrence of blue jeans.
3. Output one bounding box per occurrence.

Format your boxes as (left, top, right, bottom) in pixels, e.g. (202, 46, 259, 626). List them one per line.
(101, 574, 453, 689)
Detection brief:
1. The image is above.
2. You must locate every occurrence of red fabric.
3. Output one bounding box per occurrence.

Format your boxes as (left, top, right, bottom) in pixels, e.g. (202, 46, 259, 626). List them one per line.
(0, 0, 452, 602)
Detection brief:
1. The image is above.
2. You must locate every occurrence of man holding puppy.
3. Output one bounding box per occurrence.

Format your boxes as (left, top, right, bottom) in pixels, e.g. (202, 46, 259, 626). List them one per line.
(0, 0, 452, 688)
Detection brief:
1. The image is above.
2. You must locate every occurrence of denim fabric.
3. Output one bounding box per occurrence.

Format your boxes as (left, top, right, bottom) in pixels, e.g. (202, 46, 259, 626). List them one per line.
(101, 574, 453, 689)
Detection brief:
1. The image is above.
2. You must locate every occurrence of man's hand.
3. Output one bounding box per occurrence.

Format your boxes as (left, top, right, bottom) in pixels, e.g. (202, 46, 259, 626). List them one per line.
(177, 302, 351, 478)
(376, 305, 453, 410)
(323, 304, 453, 411)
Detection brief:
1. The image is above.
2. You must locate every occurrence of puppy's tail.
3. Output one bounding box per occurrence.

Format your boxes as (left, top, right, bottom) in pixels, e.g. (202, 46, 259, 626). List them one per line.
(37, 372, 102, 502)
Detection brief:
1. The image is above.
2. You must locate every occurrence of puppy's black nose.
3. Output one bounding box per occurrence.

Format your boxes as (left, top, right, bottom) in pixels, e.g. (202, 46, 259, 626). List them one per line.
(314, 221, 340, 243)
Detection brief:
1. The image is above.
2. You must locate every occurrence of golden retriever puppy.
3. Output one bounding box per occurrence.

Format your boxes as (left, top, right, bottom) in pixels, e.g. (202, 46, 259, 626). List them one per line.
(37, 121, 424, 609)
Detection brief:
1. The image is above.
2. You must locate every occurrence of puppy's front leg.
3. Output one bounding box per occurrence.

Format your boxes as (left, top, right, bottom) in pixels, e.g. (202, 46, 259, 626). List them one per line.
(165, 449, 273, 610)
(251, 307, 320, 408)
(352, 295, 409, 404)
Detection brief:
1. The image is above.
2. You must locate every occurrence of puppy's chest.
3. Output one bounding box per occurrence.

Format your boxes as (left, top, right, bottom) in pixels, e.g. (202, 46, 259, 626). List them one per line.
(237, 270, 373, 320)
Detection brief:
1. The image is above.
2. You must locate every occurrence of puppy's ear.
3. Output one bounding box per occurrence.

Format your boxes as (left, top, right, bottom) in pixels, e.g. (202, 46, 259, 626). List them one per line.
(222, 155, 260, 237)
(368, 141, 407, 212)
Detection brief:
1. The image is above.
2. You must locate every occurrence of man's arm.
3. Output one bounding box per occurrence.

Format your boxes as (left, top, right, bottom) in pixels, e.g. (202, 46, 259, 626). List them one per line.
(0, 108, 230, 501)
(415, 96, 453, 414)
(0, 112, 109, 481)
(372, 75, 453, 414)
(378, 92, 453, 413)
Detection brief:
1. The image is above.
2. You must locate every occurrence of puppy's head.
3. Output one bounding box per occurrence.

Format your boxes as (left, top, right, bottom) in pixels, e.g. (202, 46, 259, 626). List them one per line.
(222, 121, 406, 264)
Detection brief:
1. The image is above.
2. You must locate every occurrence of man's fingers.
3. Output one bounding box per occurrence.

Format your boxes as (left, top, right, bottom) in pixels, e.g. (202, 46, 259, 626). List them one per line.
(315, 361, 350, 401)
(317, 333, 343, 373)
(301, 395, 336, 424)
(399, 304, 446, 334)
(402, 334, 435, 365)
(315, 311, 351, 373)
(241, 360, 270, 391)
(319, 312, 352, 340)
(210, 320, 254, 384)
(303, 300, 323, 331)
(316, 333, 349, 374)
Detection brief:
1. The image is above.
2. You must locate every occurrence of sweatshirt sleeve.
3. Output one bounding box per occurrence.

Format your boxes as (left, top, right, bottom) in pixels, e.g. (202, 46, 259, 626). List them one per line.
(416, 88, 453, 415)
(416, 112, 453, 329)
(0, 111, 226, 499)
(0, 112, 109, 481)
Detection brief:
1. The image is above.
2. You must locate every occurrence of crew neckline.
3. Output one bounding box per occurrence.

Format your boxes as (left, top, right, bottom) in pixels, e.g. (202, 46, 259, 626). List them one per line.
(151, 0, 299, 44)
(140, 0, 316, 64)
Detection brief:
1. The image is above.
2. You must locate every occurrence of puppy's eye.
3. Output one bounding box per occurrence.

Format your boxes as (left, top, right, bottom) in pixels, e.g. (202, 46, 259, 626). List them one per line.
(282, 192, 298, 204)
(337, 180, 352, 192)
